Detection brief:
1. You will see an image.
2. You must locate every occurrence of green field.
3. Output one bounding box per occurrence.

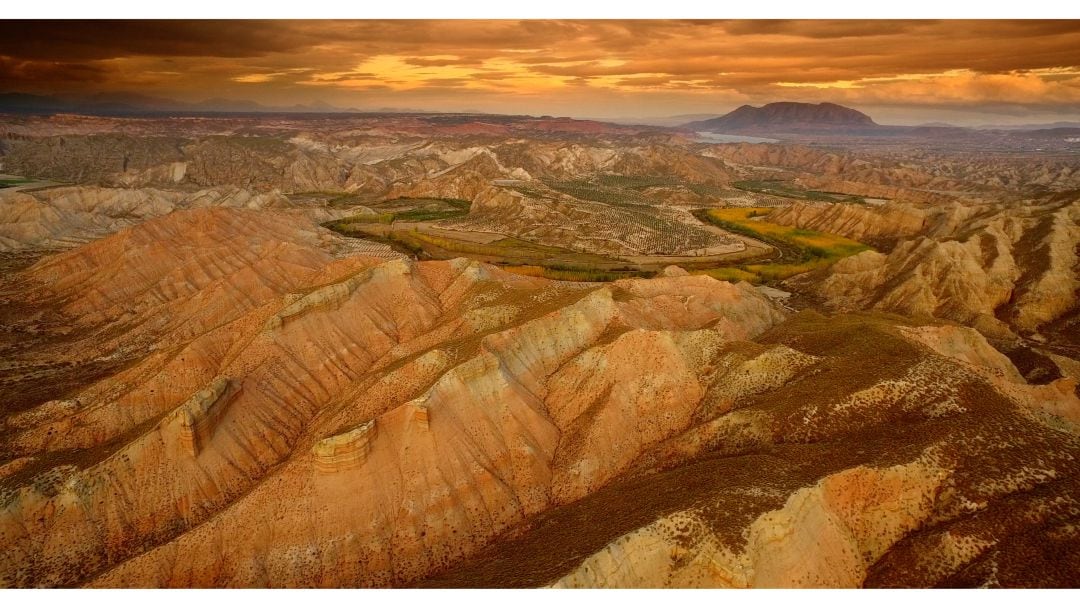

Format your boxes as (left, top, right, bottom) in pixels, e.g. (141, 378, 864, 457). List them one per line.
(733, 180, 867, 204)
(696, 207, 871, 283)
(325, 195, 870, 285)
(593, 174, 681, 189)
(545, 175, 732, 207)
(593, 175, 732, 198)
(501, 264, 655, 282)
(326, 220, 660, 282)
(0, 178, 31, 189)
(546, 180, 656, 207)
(326, 198, 471, 227)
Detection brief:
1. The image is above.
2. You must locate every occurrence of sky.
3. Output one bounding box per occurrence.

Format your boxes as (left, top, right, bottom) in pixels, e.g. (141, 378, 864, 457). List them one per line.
(2, 20, 1080, 125)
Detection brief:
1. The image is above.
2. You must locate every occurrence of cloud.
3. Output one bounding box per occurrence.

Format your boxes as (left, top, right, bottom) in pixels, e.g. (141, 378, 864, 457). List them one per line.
(0, 20, 1078, 119)
(0, 56, 111, 91)
(771, 68, 1080, 108)
(0, 21, 329, 61)
(402, 56, 476, 67)
(232, 72, 289, 84)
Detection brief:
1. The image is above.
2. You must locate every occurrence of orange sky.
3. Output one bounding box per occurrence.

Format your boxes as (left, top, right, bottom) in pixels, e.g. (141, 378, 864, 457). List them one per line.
(2, 20, 1080, 124)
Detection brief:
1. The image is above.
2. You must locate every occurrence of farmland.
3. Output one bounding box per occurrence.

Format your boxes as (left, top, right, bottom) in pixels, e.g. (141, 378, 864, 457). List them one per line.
(0, 176, 32, 189)
(695, 206, 871, 283)
(323, 187, 865, 285)
(325, 198, 470, 227)
(482, 177, 744, 256)
(325, 221, 654, 280)
(733, 179, 868, 204)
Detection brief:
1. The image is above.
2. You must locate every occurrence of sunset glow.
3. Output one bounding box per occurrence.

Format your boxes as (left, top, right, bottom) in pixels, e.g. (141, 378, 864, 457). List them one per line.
(2, 20, 1079, 123)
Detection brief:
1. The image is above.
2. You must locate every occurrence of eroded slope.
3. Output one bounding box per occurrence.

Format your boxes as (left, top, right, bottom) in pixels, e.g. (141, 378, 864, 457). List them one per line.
(1, 208, 1078, 588)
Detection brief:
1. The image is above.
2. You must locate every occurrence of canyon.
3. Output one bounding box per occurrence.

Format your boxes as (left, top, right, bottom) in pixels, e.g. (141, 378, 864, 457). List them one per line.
(1, 110, 1078, 588)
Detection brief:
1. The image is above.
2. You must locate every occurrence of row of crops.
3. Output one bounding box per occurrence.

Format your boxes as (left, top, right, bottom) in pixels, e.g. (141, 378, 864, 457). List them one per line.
(326, 197, 471, 228)
(732, 180, 868, 204)
(537, 177, 742, 255)
(565, 200, 735, 256)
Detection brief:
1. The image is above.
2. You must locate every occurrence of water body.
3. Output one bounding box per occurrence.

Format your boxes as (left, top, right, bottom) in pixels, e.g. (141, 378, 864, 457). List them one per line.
(694, 132, 780, 144)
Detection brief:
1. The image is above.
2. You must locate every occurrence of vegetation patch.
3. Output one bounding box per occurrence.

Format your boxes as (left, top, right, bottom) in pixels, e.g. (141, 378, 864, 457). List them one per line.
(695, 267, 763, 284)
(391, 199, 471, 222)
(0, 177, 31, 189)
(326, 198, 471, 228)
(733, 179, 866, 204)
(696, 206, 871, 283)
(326, 219, 655, 282)
(546, 179, 656, 207)
(332, 212, 396, 225)
(546, 176, 730, 205)
(325, 198, 867, 285)
(501, 264, 655, 283)
(593, 174, 682, 189)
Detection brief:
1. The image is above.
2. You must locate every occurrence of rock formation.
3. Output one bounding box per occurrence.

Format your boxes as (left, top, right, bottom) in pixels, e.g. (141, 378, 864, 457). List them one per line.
(788, 195, 1080, 340)
(2, 112, 1079, 589)
(0, 209, 1077, 588)
(767, 201, 928, 249)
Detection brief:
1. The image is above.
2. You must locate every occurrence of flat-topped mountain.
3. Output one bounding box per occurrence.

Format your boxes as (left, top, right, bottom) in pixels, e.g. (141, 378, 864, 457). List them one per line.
(686, 102, 879, 134)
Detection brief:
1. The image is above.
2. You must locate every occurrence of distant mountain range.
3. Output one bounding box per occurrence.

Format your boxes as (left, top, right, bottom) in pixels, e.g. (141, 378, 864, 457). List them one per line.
(896, 121, 1080, 131)
(974, 121, 1080, 131)
(681, 102, 1080, 143)
(4, 93, 1079, 143)
(0, 92, 436, 116)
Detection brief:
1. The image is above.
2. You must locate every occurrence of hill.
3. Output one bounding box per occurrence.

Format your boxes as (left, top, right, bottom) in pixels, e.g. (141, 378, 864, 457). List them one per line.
(686, 102, 879, 134)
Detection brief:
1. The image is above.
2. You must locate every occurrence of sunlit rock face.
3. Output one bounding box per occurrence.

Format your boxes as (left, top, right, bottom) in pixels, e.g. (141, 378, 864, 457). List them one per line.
(786, 196, 1080, 340)
(2, 112, 1079, 589)
(0, 209, 1076, 588)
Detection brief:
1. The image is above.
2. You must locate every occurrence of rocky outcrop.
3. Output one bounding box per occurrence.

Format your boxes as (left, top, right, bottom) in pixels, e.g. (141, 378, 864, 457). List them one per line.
(1010, 201, 1080, 331)
(312, 420, 378, 473)
(417, 312, 1080, 589)
(899, 325, 1023, 382)
(264, 266, 379, 331)
(173, 377, 238, 457)
(767, 201, 928, 248)
(2, 239, 1078, 587)
(789, 197, 1080, 338)
(5, 229, 1078, 588)
(551, 458, 947, 588)
(0, 211, 792, 588)
(0, 185, 297, 252)
(687, 102, 877, 133)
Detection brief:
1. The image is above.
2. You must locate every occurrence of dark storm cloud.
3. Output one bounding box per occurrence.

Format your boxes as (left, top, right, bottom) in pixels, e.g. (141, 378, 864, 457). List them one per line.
(0, 20, 330, 61)
(0, 56, 110, 89)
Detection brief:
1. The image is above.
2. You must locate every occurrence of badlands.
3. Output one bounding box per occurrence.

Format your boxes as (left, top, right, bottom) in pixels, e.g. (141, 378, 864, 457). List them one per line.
(1, 110, 1079, 588)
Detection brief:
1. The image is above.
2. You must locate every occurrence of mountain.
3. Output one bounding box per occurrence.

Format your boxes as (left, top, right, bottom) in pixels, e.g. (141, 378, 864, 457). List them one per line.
(685, 102, 878, 134)
(0, 92, 188, 115)
(0, 92, 85, 114)
(191, 97, 270, 112)
(975, 121, 1080, 131)
(591, 114, 723, 127)
(79, 92, 185, 111)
